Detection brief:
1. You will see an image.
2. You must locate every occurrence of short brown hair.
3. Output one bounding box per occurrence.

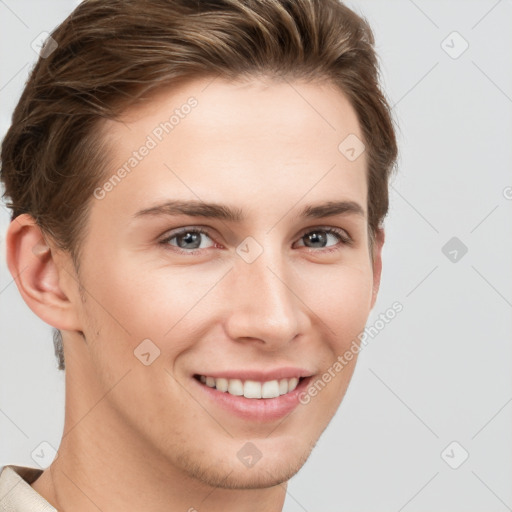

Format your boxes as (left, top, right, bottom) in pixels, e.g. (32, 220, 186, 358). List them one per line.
(1, 0, 398, 371)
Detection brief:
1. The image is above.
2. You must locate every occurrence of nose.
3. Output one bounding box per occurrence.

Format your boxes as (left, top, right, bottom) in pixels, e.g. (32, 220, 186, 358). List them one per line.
(222, 243, 305, 350)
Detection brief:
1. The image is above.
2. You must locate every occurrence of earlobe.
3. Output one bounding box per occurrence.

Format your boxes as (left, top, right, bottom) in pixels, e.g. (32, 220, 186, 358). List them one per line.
(5, 213, 83, 331)
(370, 228, 385, 310)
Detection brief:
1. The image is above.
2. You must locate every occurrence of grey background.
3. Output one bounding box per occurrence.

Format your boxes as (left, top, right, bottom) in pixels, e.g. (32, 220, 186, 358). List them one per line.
(1, 1, 511, 510)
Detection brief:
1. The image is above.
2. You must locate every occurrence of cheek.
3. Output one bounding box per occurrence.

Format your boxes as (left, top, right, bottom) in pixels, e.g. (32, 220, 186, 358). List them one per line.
(84, 249, 164, 327)
(82, 251, 212, 360)
(303, 263, 374, 343)
(299, 265, 372, 418)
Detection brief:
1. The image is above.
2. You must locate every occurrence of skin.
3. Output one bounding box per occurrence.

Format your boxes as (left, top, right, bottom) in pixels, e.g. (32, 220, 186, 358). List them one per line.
(6, 76, 384, 512)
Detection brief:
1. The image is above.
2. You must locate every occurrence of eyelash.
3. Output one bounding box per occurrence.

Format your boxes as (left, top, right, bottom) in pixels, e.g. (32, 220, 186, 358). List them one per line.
(158, 226, 353, 256)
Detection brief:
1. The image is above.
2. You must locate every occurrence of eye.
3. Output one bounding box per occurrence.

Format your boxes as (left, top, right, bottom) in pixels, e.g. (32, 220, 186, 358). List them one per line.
(159, 225, 353, 255)
(294, 227, 353, 253)
(159, 227, 216, 255)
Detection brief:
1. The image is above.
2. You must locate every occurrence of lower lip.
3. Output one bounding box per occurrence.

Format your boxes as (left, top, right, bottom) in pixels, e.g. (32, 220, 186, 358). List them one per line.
(192, 376, 313, 422)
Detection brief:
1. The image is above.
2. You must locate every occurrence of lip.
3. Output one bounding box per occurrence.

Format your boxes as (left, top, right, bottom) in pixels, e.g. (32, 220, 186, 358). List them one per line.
(191, 373, 314, 422)
(194, 367, 313, 382)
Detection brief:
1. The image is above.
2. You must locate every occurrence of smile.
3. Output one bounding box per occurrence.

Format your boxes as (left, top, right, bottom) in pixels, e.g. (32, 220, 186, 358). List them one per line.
(191, 368, 314, 421)
(195, 374, 303, 399)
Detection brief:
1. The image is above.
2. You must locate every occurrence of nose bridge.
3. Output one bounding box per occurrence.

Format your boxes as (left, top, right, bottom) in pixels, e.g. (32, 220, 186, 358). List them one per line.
(223, 239, 301, 346)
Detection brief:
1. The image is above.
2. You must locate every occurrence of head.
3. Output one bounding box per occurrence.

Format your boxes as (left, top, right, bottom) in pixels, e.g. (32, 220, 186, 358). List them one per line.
(2, 0, 397, 490)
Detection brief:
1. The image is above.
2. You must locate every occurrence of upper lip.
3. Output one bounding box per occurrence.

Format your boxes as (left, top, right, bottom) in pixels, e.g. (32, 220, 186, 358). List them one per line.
(194, 367, 314, 382)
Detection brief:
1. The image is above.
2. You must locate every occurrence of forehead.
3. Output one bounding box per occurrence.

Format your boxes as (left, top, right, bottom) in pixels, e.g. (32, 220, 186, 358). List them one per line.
(95, 76, 368, 222)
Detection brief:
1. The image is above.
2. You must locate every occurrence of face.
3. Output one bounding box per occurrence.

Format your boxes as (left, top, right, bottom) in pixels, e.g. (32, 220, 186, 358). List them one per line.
(61, 76, 382, 489)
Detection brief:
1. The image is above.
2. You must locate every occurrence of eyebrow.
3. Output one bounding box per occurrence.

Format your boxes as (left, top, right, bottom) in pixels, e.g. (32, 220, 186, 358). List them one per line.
(132, 199, 365, 222)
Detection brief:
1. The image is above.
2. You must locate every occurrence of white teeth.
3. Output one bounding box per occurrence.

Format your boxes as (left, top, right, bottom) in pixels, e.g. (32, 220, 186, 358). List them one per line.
(215, 377, 228, 392)
(244, 380, 262, 399)
(227, 378, 244, 396)
(288, 377, 299, 392)
(198, 375, 303, 399)
(262, 380, 280, 398)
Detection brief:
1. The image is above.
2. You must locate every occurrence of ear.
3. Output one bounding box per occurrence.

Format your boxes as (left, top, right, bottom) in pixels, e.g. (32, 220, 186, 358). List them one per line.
(5, 214, 83, 331)
(370, 227, 385, 310)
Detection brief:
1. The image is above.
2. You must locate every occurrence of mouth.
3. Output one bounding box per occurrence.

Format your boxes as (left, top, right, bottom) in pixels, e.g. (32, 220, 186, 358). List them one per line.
(193, 374, 307, 399)
(191, 372, 314, 422)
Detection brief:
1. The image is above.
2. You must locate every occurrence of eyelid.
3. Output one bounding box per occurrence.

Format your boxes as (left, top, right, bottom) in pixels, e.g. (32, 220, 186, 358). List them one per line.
(159, 225, 216, 245)
(296, 225, 352, 244)
(158, 224, 353, 253)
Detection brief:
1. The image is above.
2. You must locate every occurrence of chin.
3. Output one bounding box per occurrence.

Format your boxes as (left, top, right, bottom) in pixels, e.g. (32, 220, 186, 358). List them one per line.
(200, 458, 308, 490)
(180, 437, 316, 490)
